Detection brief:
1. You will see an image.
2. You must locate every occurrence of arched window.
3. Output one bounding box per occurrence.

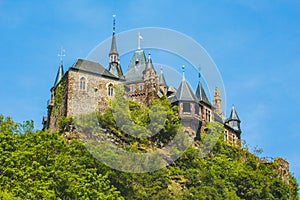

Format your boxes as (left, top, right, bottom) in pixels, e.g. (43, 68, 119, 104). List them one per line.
(139, 85, 143, 91)
(108, 83, 113, 96)
(80, 77, 86, 90)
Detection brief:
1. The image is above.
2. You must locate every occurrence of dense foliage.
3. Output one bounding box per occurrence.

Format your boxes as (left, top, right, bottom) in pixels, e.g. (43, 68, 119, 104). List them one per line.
(0, 115, 123, 199)
(0, 94, 299, 199)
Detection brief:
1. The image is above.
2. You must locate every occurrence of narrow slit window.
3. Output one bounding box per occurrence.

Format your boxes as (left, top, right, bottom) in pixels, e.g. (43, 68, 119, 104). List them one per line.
(80, 77, 86, 90)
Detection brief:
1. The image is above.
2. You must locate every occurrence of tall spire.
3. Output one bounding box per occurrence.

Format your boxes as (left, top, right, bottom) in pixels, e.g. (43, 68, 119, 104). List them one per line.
(54, 48, 65, 87)
(109, 14, 118, 62)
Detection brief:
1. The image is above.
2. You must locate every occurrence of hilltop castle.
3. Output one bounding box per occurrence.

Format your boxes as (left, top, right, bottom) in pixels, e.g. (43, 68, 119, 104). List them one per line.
(42, 19, 242, 147)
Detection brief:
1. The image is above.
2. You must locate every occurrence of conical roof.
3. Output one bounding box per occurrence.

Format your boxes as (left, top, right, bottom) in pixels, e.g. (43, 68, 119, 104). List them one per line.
(109, 32, 118, 55)
(195, 81, 212, 106)
(54, 63, 64, 87)
(159, 72, 167, 86)
(226, 106, 241, 132)
(228, 106, 241, 122)
(145, 54, 155, 71)
(171, 79, 198, 103)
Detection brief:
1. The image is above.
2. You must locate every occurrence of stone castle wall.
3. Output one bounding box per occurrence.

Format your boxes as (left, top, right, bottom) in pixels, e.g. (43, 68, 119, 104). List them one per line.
(67, 70, 120, 116)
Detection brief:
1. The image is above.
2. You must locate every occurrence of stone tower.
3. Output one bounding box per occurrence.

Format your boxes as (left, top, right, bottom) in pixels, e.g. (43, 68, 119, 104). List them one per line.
(224, 106, 242, 146)
(195, 81, 213, 123)
(143, 53, 158, 105)
(213, 87, 223, 117)
(171, 73, 201, 141)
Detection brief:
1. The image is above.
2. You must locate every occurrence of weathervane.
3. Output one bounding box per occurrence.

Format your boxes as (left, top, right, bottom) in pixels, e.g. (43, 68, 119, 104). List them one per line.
(138, 32, 143, 50)
(58, 47, 66, 64)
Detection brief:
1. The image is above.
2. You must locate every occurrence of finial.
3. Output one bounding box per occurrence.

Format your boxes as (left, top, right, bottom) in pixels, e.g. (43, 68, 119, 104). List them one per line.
(182, 65, 185, 80)
(138, 32, 143, 50)
(112, 14, 116, 33)
(148, 52, 151, 60)
(197, 66, 201, 81)
(160, 66, 163, 74)
(58, 47, 66, 64)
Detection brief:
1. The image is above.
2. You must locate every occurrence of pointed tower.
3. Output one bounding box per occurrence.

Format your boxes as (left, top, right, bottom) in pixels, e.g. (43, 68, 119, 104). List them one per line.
(108, 15, 123, 78)
(158, 67, 167, 95)
(195, 81, 213, 122)
(54, 62, 64, 87)
(143, 53, 158, 104)
(224, 106, 242, 146)
(171, 66, 201, 140)
(213, 87, 223, 117)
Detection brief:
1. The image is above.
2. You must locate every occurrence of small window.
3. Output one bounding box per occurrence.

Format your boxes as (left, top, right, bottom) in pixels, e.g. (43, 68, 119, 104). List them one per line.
(224, 130, 228, 141)
(80, 77, 86, 90)
(195, 104, 199, 115)
(139, 85, 143, 91)
(108, 84, 113, 96)
(183, 103, 191, 113)
(131, 85, 135, 91)
(233, 121, 238, 127)
(206, 109, 211, 122)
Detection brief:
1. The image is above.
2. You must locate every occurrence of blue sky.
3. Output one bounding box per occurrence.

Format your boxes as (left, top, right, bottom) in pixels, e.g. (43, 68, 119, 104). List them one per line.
(1, 0, 300, 185)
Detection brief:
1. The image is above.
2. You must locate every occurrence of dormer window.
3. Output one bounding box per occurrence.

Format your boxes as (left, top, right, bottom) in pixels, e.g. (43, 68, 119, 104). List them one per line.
(80, 77, 86, 90)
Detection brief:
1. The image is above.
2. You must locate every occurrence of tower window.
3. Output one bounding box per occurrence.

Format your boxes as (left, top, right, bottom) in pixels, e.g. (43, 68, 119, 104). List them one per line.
(108, 84, 114, 97)
(80, 77, 86, 90)
(195, 105, 200, 115)
(206, 109, 211, 122)
(131, 85, 135, 91)
(183, 103, 191, 113)
(139, 85, 143, 91)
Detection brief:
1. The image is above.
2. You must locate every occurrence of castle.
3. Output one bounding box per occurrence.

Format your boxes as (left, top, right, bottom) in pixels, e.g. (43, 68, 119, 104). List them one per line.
(42, 19, 242, 147)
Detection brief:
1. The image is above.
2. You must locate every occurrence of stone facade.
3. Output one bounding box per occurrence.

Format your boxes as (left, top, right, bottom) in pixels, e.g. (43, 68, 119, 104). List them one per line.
(43, 27, 242, 148)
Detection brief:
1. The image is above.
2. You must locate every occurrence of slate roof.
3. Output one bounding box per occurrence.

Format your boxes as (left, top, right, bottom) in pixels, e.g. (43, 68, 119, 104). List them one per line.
(171, 79, 198, 103)
(70, 58, 118, 79)
(125, 50, 147, 82)
(159, 72, 167, 86)
(228, 106, 240, 122)
(195, 81, 212, 107)
(54, 63, 64, 87)
(145, 55, 155, 71)
(109, 33, 118, 55)
(225, 106, 241, 132)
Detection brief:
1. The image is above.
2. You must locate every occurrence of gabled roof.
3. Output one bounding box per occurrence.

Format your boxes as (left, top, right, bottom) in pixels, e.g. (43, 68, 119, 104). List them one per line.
(109, 33, 118, 55)
(54, 63, 64, 87)
(109, 62, 124, 79)
(125, 50, 147, 82)
(171, 79, 198, 103)
(195, 81, 212, 107)
(70, 58, 118, 78)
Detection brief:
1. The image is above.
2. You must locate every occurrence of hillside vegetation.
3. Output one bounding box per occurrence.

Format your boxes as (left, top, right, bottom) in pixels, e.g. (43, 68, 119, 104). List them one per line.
(0, 97, 299, 199)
